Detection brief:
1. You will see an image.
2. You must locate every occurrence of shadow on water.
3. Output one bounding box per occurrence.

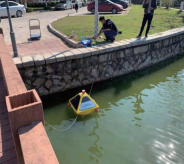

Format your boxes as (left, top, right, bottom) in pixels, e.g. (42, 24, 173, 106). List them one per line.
(41, 54, 184, 108)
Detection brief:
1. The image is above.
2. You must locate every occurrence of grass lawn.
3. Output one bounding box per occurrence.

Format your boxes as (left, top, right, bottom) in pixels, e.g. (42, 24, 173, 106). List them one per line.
(51, 5, 184, 43)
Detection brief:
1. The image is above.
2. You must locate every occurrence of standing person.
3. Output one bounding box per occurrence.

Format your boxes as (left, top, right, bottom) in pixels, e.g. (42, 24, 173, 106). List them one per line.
(0, 18, 3, 36)
(137, 0, 157, 38)
(75, 0, 78, 12)
(95, 16, 121, 42)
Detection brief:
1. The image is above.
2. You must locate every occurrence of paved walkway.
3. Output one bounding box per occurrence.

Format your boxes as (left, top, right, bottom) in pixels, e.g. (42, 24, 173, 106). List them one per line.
(1, 7, 130, 57)
(7, 39, 69, 57)
(1, 7, 88, 57)
(0, 66, 18, 164)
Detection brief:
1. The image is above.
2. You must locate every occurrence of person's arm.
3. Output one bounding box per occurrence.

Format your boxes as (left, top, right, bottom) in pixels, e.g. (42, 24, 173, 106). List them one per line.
(150, 0, 157, 10)
(94, 30, 102, 40)
(142, 0, 149, 8)
(101, 28, 111, 32)
(94, 28, 111, 40)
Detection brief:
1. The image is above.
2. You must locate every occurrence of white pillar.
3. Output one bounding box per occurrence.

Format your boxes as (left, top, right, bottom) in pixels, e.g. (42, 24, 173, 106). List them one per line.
(94, 0, 98, 37)
(159, 0, 162, 8)
(180, 1, 184, 11)
(25, 0, 27, 8)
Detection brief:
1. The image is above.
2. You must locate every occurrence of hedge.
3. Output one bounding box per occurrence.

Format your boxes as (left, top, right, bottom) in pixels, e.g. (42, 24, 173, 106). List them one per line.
(27, 2, 60, 8)
(26, 7, 33, 12)
(43, 6, 52, 10)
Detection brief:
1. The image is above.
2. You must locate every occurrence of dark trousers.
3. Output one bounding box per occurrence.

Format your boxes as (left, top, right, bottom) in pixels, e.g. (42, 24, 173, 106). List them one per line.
(75, 4, 78, 11)
(0, 27, 3, 36)
(102, 27, 117, 40)
(139, 14, 153, 36)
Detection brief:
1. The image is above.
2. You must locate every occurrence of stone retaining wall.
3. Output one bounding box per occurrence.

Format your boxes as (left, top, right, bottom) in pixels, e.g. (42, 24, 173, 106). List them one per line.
(13, 27, 184, 96)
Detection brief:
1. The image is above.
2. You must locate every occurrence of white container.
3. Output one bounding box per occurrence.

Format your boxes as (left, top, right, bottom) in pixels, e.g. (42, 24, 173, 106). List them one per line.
(72, 31, 75, 38)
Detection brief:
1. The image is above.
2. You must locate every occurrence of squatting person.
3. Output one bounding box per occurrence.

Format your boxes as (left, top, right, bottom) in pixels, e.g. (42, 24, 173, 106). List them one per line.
(95, 16, 121, 42)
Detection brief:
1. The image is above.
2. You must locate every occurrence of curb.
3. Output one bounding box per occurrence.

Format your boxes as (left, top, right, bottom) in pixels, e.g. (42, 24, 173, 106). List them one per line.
(48, 22, 79, 48)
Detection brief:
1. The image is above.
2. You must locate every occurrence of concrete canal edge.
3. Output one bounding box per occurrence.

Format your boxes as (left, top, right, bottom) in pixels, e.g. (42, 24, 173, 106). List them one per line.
(13, 27, 184, 96)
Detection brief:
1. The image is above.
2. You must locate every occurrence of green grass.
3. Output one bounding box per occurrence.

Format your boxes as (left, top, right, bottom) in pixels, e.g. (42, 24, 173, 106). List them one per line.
(51, 5, 184, 43)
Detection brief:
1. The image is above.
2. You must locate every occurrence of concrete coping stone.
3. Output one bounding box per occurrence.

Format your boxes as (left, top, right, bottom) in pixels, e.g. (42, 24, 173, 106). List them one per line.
(111, 41, 122, 48)
(70, 49, 83, 59)
(120, 40, 131, 47)
(77, 48, 92, 57)
(129, 39, 141, 47)
(13, 57, 23, 68)
(103, 45, 114, 52)
(118, 40, 128, 48)
(143, 36, 157, 43)
(52, 52, 66, 62)
(22, 56, 34, 67)
(43, 53, 56, 64)
(95, 46, 107, 54)
(87, 47, 100, 56)
(63, 51, 75, 60)
(109, 42, 122, 50)
(119, 41, 129, 49)
(32, 55, 45, 66)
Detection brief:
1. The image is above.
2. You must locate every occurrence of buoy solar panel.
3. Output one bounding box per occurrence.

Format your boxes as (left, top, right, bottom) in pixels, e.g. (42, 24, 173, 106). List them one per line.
(68, 90, 99, 115)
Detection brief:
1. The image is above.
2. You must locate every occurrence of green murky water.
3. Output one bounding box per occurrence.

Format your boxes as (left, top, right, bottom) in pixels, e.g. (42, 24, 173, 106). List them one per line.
(43, 56, 184, 164)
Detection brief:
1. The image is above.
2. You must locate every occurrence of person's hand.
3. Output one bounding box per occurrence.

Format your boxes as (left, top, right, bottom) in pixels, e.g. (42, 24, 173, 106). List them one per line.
(100, 29, 104, 33)
(94, 36, 98, 40)
(150, 7, 154, 10)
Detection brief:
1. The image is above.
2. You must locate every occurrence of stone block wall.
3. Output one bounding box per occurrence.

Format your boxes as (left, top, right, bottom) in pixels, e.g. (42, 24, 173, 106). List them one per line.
(14, 27, 184, 96)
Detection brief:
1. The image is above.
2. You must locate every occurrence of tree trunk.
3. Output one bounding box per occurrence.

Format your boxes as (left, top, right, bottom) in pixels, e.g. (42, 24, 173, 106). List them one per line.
(166, 3, 169, 9)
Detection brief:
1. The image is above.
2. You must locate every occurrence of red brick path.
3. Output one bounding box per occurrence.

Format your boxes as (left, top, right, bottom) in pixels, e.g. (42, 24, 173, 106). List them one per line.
(0, 67, 18, 164)
(7, 39, 70, 57)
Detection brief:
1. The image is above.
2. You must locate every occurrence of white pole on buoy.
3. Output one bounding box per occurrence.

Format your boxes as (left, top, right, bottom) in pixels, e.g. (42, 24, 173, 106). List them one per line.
(94, 0, 99, 37)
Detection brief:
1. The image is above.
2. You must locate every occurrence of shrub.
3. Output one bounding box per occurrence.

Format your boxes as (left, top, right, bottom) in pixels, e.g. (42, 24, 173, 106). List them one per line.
(160, 0, 177, 9)
(28, 3, 46, 8)
(43, 6, 51, 10)
(27, 3, 33, 7)
(49, 2, 56, 6)
(26, 7, 33, 12)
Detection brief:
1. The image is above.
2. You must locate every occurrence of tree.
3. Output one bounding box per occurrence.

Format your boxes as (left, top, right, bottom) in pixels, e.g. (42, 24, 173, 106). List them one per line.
(162, 0, 176, 9)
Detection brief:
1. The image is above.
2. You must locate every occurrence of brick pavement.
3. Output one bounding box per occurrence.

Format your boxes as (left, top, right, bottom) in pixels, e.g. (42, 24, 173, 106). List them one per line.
(0, 66, 18, 164)
(7, 39, 70, 57)
(1, 8, 87, 57)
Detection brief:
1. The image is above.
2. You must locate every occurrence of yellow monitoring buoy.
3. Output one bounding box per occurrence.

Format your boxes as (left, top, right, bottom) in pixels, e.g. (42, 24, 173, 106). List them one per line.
(68, 90, 99, 116)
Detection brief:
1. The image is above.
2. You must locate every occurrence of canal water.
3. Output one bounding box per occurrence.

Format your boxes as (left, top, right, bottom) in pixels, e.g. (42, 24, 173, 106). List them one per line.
(43, 56, 184, 164)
